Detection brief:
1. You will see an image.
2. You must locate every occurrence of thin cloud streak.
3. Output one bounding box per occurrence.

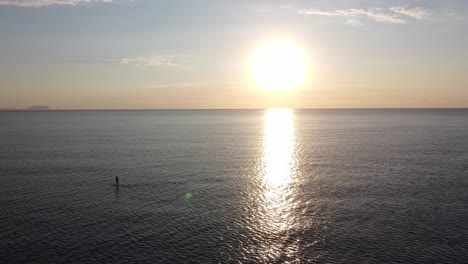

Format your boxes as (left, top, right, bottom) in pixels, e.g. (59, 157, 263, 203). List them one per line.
(145, 82, 246, 89)
(0, 0, 113, 7)
(120, 56, 178, 67)
(390, 6, 431, 19)
(298, 6, 431, 24)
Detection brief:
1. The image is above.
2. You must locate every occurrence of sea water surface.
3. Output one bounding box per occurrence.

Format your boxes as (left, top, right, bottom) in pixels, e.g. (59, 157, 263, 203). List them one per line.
(1, 109, 467, 263)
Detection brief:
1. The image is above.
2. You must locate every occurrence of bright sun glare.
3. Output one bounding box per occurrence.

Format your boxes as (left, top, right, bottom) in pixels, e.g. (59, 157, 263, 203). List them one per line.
(251, 40, 307, 91)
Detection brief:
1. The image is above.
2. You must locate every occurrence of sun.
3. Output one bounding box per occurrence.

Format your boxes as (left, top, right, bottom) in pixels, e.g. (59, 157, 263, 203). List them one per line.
(251, 40, 307, 91)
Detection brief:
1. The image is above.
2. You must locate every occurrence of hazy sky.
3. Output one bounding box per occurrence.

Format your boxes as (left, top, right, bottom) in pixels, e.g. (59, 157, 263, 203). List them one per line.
(1, 0, 467, 109)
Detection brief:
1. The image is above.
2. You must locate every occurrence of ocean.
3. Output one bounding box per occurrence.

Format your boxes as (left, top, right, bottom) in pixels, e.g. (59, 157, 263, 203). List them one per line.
(1, 109, 467, 263)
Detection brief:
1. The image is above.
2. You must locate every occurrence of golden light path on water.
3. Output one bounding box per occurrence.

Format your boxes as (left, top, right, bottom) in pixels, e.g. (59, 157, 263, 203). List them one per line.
(263, 108, 295, 188)
(255, 108, 301, 261)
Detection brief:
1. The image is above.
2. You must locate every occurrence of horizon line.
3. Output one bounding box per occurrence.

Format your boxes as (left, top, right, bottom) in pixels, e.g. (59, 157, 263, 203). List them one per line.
(1, 107, 468, 111)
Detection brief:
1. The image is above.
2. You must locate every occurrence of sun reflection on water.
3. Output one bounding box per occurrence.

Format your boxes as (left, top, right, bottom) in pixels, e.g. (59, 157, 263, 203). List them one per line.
(263, 108, 295, 188)
(255, 108, 300, 261)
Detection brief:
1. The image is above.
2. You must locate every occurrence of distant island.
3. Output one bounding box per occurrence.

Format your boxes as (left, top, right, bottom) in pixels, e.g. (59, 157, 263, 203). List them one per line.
(0, 105, 51, 111)
(26, 105, 50, 110)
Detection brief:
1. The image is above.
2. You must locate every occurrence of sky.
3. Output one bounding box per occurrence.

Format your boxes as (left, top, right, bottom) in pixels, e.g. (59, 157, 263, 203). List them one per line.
(0, 0, 467, 109)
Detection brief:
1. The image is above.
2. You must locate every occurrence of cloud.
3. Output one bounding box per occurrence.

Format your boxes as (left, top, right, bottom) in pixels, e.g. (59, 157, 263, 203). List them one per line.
(390, 6, 431, 19)
(120, 56, 178, 67)
(345, 19, 363, 26)
(145, 82, 245, 89)
(0, 0, 113, 7)
(146, 83, 205, 88)
(298, 6, 431, 24)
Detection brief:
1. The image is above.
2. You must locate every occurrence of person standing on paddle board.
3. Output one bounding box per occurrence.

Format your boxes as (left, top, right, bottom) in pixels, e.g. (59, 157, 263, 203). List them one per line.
(115, 176, 119, 187)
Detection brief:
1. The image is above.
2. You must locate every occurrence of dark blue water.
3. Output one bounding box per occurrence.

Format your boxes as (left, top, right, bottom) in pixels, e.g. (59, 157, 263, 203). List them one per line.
(1, 109, 467, 263)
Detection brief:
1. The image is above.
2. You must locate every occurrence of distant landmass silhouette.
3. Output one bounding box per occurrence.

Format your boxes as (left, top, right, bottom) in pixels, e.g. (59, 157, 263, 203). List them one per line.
(0, 105, 51, 111)
(26, 105, 50, 110)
